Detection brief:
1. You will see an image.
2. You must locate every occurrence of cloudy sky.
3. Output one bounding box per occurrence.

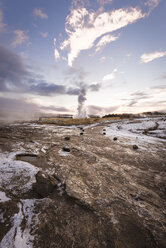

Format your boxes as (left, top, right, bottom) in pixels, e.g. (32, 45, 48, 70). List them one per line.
(0, 0, 166, 119)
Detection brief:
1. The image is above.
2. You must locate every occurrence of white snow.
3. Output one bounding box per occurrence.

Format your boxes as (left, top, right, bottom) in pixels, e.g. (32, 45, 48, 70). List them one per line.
(104, 118, 166, 149)
(41, 147, 46, 153)
(0, 199, 38, 248)
(0, 191, 10, 203)
(0, 152, 39, 195)
(58, 149, 70, 156)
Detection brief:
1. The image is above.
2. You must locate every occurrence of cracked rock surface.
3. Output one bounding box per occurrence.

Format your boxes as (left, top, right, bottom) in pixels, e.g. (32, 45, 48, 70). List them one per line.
(0, 118, 166, 248)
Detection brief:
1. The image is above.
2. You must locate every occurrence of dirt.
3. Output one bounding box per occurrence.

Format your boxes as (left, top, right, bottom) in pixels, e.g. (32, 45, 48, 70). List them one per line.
(0, 120, 166, 248)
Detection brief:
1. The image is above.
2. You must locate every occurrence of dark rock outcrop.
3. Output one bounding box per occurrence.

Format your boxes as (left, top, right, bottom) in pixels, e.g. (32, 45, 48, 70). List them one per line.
(62, 147, 70, 152)
(34, 171, 58, 197)
(133, 145, 138, 150)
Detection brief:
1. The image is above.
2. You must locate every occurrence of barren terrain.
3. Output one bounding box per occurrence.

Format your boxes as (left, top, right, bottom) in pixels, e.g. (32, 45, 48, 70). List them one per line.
(0, 117, 166, 248)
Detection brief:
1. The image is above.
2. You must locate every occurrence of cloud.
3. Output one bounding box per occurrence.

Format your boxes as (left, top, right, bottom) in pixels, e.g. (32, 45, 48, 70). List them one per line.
(0, 45, 29, 91)
(121, 90, 153, 107)
(103, 73, 114, 81)
(131, 100, 166, 111)
(29, 83, 66, 96)
(88, 82, 101, 91)
(125, 95, 152, 107)
(127, 100, 138, 107)
(161, 75, 166, 80)
(140, 51, 166, 63)
(0, 97, 71, 122)
(145, 0, 160, 12)
(40, 32, 48, 38)
(64, 66, 101, 95)
(66, 87, 80, 95)
(97, 0, 113, 6)
(130, 91, 148, 97)
(151, 85, 166, 92)
(87, 105, 119, 115)
(54, 38, 60, 60)
(29, 82, 81, 96)
(0, 45, 82, 97)
(154, 74, 166, 80)
(54, 49, 60, 60)
(99, 56, 112, 62)
(0, 46, 102, 100)
(60, 6, 145, 66)
(95, 34, 119, 52)
(103, 68, 117, 81)
(71, 0, 90, 9)
(11, 30, 30, 47)
(42, 105, 71, 112)
(64, 66, 88, 81)
(0, 9, 6, 32)
(33, 8, 48, 19)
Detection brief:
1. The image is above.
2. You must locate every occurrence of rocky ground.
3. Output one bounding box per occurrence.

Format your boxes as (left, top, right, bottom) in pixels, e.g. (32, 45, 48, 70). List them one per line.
(0, 117, 166, 248)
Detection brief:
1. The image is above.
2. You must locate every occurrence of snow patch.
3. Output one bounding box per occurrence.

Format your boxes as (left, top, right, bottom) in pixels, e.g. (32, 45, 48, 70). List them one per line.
(0, 152, 39, 195)
(0, 191, 10, 203)
(105, 118, 166, 149)
(58, 149, 70, 156)
(0, 199, 38, 248)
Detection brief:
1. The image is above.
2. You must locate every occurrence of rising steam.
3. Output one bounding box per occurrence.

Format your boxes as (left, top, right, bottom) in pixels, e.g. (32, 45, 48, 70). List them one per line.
(75, 88, 87, 118)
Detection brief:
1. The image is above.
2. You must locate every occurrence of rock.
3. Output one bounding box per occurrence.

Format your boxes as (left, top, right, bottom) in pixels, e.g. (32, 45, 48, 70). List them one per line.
(130, 194, 143, 201)
(34, 171, 58, 197)
(133, 145, 138, 150)
(62, 147, 70, 152)
(117, 126, 122, 129)
(41, 148, 46, 153)
(113, 137, 118, 141)
(1, 119, 166, 248)
(64, 137, 70, 141)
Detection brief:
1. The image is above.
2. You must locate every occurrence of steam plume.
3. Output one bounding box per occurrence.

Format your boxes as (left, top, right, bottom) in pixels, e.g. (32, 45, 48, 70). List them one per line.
(75, 88, 87, 118)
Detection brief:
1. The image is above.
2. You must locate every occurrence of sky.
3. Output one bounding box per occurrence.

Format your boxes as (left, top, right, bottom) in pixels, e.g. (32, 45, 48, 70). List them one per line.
(0, 0, 166, 120)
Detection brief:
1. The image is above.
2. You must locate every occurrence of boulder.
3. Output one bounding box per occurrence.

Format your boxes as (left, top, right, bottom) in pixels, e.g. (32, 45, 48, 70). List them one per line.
(62, 147, 70, 152)
(80, 132, 83, 135)
(103, 132, 106, 135)
(133, 145, 138, 150)
(35, 171, 58, 197)
(64, 137, 70, 141)
(113, 137, 118, 141)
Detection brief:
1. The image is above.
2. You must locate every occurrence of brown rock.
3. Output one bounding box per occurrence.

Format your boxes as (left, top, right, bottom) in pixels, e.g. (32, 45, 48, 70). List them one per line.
(62, 147, 70, 152)
(35, 171, 58, 197)
(133, 145, 139, 150)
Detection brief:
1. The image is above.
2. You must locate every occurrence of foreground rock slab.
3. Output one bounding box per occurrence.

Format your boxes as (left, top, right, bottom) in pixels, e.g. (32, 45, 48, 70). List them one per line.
(0, 118, 166, 247)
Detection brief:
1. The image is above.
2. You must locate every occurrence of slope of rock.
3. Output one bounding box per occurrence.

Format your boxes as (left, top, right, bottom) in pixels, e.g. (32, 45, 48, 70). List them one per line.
(0, 118, 166, 247)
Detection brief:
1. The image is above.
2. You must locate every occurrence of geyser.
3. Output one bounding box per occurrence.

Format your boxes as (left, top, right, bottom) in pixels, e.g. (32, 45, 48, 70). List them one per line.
(75, 88, 87, 118)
